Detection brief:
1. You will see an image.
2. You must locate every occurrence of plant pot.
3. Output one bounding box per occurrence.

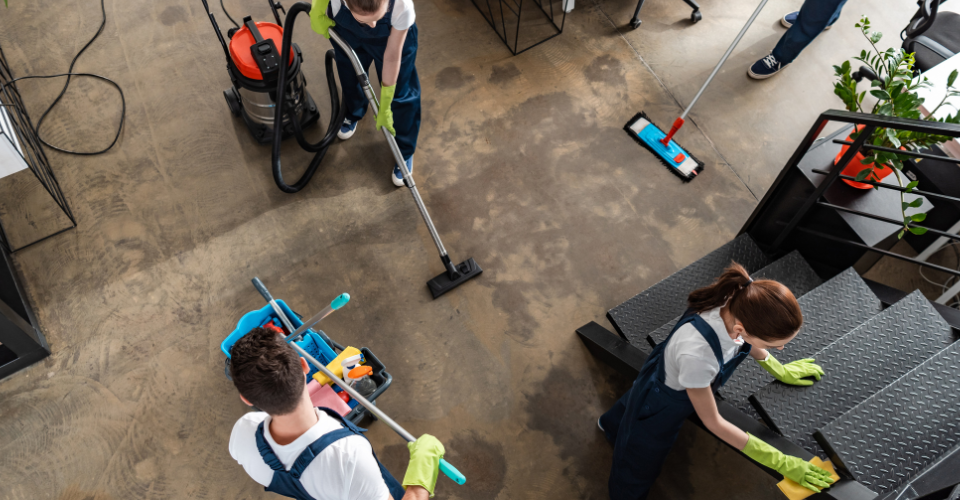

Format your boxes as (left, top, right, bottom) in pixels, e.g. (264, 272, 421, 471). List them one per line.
(834, 126, 893, 189)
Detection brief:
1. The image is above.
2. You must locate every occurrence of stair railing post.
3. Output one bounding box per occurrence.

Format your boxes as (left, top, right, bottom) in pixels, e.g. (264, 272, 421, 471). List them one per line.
(771, 124, 877, 250)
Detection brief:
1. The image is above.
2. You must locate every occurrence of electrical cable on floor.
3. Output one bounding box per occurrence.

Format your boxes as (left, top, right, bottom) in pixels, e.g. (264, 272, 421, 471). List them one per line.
(918, 242, 960, 309)
(221, 0, 240, 28)
(1, 0, 125, 156)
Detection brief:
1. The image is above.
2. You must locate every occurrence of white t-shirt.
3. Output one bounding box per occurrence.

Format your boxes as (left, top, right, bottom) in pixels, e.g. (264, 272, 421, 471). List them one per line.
(229, 409, 390, 500)
(663, 307, 744, 391)
(331, 0, 416, 30)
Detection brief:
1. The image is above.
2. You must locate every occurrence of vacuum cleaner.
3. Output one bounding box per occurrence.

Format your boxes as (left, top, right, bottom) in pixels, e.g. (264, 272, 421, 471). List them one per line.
(200, 0, 482, 298)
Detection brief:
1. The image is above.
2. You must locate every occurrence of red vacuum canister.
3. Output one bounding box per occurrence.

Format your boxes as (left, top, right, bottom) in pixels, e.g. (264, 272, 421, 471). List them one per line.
(221, 16, 320, 144)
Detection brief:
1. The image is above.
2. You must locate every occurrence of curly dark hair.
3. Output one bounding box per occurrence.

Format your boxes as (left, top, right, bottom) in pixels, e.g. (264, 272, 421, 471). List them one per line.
(230, 327, 305, 415)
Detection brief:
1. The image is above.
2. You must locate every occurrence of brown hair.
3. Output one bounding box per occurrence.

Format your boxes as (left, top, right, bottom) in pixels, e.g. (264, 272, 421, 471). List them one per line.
(230, 327, 305, 415)
(687, 262, 803, 341)
(344, 0, 386, 14)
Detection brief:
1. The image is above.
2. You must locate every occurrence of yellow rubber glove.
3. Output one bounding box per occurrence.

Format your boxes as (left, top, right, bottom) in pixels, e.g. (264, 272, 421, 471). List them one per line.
(758, 355, 824, 386)
(742, 433, 835, 493)
(376, 84, 396, 136)
(402, 434, 444, 497)
(310, 0, 335, 38)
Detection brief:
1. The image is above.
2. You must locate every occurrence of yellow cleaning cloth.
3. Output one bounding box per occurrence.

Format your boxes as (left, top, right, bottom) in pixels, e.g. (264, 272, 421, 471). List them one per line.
(776, 457, 841, 500)
(312, 346, 362, 386)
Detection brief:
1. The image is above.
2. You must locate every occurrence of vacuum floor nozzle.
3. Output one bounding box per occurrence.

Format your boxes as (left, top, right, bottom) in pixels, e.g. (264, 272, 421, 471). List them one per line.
(427, 258, 483, 299)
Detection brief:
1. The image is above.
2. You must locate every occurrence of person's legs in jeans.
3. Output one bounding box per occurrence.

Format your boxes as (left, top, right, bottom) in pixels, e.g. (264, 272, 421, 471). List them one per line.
(772, 0, 848, 64)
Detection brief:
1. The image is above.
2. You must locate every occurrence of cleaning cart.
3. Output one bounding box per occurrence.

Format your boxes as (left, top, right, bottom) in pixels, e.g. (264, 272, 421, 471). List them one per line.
(221, 299, 392, 424)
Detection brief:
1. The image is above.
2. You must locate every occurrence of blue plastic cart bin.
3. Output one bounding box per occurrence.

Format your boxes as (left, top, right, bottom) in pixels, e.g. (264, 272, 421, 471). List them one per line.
(224, 301, 392, 425)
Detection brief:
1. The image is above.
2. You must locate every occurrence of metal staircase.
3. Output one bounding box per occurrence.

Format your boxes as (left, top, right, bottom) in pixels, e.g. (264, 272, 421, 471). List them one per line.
(579, 111, 960, 499)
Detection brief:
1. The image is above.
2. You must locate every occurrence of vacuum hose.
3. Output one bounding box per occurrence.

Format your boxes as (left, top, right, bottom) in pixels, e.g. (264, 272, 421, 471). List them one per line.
(271, 2, 346, 193)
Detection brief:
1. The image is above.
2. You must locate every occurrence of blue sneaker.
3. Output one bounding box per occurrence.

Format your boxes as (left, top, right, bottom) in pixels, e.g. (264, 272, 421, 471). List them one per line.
(393, 156, 414, 187)
(338, 118, 358, 140)
(748, 54, 788, 80)
(781, 11, 832, 30)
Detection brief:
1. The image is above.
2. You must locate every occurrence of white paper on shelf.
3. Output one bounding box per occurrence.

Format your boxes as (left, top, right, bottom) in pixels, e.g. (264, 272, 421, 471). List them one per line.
(0, 97, 29, 179)
(916, 52, 960, 159)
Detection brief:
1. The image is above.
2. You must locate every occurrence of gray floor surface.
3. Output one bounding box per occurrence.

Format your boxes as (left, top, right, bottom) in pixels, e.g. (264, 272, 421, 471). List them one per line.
(0, 0, 924, 498)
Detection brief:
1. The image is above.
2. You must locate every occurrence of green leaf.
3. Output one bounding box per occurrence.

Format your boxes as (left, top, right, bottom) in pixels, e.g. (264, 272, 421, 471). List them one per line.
(886, 128, 901, 147)
(911, 213, 927, 222)
(949, 69, 958, 88)
(870, 31, 883, 44)
(855, 168, 873, 181)
(871, 89, 892, 100)
(898, 229, 905, 239)
(907, 198, 923, 208)
(909, 226, 928, 235)
(906, 180, 919, 192)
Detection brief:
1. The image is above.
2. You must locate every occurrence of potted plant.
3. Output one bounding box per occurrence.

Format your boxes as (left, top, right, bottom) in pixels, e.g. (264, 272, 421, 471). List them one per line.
(833, 16, 960, 238)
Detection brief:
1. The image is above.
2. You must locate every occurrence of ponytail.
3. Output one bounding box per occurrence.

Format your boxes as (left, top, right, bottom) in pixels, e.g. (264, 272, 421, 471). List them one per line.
(687, 262, 803, 341)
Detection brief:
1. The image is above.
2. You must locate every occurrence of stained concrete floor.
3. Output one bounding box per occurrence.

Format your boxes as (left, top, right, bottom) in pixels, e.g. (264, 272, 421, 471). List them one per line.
(0, 0, 930, 498)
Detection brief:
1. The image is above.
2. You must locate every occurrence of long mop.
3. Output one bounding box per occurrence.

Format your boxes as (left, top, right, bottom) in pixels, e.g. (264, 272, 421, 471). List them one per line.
(626, 0, 771, 181)
(250, 278, 467, 486)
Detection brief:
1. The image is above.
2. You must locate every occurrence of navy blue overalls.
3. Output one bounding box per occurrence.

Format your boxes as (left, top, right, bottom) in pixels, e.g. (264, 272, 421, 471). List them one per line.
(599, 310, 752, 500)
(255, 407, 406, 500)
(329, 0, 421, 160)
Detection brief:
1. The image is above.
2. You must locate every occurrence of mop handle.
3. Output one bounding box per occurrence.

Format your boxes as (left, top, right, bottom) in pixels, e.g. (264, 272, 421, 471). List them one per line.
(252, 278, 350, 342)
(680, 0, 771, 120)
(252, 277, 299, 334)
(251, 279, 467, 485)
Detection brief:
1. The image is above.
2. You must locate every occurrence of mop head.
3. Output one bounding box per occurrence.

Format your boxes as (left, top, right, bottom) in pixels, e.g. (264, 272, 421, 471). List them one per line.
(624, 112, 704, 181)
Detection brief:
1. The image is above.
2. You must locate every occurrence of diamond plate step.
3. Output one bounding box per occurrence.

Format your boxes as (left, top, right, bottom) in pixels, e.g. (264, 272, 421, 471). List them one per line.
(749, 291, 957, 455)
(645, 251, 824, 349)
(607, 234, 772, 350)
(718, 268, 883, 414)
(814, 341, 960, 496)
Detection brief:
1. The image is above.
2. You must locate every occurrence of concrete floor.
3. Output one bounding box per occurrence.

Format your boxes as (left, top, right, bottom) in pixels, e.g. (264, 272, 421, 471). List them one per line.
(0, 0, 928, 498)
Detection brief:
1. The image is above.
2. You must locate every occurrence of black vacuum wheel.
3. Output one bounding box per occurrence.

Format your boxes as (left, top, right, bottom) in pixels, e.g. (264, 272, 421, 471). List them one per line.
(691, 10, 702, 22)
(224, 88, 241, 116)
(629, 18, 642, 29)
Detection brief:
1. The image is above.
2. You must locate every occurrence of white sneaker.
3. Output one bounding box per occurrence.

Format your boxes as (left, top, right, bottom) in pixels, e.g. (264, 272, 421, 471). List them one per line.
(598, 418, 604, 432)
(392, 156, 414, 187)
(338, 119, 358, 140)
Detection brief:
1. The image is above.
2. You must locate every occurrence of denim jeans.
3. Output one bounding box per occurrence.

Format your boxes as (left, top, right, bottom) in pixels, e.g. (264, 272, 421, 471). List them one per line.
(771, 0, 849, 64)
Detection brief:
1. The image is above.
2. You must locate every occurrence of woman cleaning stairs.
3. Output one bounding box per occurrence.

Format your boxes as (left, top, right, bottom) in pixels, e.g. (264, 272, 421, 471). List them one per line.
(599, 262, 834, 500)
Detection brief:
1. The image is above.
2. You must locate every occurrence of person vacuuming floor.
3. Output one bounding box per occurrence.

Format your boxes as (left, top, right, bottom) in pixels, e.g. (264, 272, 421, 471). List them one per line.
(311, 0, 420, 187)
(599, 263, 835, 500)
(228, 327, 443, 500)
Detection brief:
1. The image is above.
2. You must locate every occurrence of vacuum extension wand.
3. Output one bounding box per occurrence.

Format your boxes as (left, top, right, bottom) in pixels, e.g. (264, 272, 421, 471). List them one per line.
(251, 279, 468, 485)
(659, 0, 771, 146)
(274, 2, 482, 298)
(327, 26, 483, 299)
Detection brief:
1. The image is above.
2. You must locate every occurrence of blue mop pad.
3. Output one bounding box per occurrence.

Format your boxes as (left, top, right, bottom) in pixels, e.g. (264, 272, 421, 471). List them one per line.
(625, 112, 704, 181)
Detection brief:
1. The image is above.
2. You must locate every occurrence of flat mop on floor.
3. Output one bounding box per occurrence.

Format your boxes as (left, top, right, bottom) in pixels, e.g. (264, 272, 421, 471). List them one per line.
(626, 0, 771, 181)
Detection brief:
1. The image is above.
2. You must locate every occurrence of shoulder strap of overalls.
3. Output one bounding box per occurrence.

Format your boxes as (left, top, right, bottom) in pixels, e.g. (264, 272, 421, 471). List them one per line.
(254, 409, 366, 478)
(687, 314, 726, 372)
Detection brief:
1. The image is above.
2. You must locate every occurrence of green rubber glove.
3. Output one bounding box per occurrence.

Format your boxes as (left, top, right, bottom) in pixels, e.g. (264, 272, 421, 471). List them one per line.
(402, 434, 444, 497)
(310, 0, 335, 38)
(376, 84, 396, 136)
(742, 433, 835, 493)
(758, 354, 824, 386)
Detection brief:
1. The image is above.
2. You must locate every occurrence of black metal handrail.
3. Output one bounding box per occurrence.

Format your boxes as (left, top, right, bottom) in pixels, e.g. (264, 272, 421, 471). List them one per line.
(810, 168, 960, 204)
(832, 139, 955, 162)
(818, 201, 960, 241)
(743, 109, 960, 278)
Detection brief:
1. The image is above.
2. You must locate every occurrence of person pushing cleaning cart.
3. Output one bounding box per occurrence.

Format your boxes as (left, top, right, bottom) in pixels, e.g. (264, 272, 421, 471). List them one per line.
(228, 327, 443, 500)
